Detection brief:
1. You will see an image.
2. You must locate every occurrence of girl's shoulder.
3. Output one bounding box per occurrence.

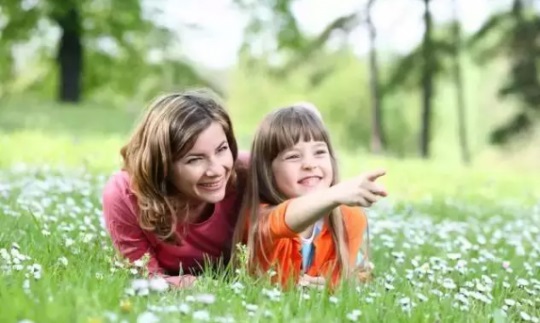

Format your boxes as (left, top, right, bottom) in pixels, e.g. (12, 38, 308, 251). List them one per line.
(338, 205, 368, 226)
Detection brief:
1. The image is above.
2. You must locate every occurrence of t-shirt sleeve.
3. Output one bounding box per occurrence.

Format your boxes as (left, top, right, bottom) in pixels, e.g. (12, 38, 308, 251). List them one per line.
(263, 201, 298, 239)
(101, 173, 162, 274)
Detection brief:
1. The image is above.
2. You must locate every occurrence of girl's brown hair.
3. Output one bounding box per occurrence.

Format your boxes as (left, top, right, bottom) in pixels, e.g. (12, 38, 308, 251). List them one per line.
(233, 105, 351, 279)
(121, 88, 239, 242)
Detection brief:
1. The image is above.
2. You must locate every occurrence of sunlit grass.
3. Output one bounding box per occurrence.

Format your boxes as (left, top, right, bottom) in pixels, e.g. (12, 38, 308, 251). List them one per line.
(1, 167, 539, 322)
(1, 99, 539, 322)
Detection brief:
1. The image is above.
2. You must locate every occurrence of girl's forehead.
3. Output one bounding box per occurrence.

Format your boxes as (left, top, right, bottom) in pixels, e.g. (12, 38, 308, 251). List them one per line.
(285, 139, 328, 149)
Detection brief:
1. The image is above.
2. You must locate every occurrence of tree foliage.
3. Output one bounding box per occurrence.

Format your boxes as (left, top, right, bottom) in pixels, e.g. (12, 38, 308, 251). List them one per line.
(469, 0, 540, 144)
(0, 0, 209, 102)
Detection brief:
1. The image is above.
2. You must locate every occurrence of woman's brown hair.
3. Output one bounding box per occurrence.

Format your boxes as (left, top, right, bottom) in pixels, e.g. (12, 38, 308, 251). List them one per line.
(121, 88, 239, 242)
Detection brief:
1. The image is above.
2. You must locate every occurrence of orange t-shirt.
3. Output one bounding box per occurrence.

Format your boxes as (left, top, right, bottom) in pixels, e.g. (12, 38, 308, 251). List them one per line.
(253, 201, 368, 288)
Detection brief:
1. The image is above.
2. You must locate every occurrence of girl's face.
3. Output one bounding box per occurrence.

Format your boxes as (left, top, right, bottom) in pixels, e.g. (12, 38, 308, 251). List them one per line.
(271, 139, 333, 198)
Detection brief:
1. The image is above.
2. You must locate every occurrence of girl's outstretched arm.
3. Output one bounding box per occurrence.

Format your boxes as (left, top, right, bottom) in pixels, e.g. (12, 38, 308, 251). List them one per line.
(283, 169, 387, 233)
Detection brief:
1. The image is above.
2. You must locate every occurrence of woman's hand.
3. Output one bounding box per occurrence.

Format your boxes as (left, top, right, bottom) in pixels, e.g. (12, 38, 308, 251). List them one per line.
(164, 274, 198, 288)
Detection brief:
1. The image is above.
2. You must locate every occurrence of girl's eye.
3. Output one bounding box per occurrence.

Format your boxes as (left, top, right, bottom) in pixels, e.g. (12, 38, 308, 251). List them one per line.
(315, 149, 328, 155)
(285, 154, 300, 160)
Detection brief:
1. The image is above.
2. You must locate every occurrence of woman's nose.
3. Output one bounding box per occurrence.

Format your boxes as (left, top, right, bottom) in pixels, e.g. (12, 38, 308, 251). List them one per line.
(204, 160, 223, 177)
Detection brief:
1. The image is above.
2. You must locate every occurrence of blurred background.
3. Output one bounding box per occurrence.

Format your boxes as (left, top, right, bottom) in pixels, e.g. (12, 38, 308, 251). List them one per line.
(0, 0, 539, 199)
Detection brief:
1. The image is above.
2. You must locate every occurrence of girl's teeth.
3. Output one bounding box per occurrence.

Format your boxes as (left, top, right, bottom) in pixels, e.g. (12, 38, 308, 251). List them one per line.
(300, 177, 319, 185)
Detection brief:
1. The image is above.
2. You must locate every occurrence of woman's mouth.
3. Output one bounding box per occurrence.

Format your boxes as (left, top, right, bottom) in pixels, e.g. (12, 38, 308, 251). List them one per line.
(198, 179, 224, 191)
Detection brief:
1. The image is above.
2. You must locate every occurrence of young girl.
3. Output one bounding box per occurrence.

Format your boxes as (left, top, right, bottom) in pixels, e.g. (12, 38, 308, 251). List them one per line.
(233, 105, 387, 288)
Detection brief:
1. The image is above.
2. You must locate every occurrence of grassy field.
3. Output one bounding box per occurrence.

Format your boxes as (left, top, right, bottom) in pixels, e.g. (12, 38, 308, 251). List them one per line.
(1, 100, 539, 322)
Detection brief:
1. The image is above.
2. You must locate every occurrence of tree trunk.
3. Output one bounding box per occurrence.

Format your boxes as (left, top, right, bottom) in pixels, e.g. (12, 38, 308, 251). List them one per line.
(420, 0, 434, 158)
(451, 0, 471, 165)
(55, 7, 83, 103)
(366, 0, 385, 154)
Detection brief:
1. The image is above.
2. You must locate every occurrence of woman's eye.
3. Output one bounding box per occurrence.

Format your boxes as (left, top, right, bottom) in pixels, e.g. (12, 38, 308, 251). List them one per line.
(186, 158, 201, 164)
(218, 145, 229, 153)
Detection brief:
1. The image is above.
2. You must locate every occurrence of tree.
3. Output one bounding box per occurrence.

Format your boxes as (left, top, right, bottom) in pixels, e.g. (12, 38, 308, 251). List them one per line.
(53, 4, 83, 102)
(469, 0, 540, 144)
(366, 0, 386, 154)
(385, 0, 442, 158)
(419, 0, 434, 158)
(234, 0, 362, 76)
(451, 0, 471, 164)
(234, 0, 392, 152)
(0, 0, 207, 103)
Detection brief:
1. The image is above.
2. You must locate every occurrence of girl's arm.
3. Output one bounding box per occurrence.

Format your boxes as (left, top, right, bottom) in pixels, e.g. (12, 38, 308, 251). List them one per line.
(283, 169, 387, 234)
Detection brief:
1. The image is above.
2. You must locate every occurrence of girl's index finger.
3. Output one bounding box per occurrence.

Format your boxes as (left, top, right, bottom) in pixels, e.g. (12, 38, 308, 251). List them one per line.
(365, 169, 386, 182)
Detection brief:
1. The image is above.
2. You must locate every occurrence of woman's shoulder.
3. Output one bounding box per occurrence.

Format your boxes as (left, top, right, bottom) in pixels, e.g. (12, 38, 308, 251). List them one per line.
(235, 150, 250, 182)
(101, 170, 141, 224)
(102, 170, 134, 202)
(236, 150, 250, 168)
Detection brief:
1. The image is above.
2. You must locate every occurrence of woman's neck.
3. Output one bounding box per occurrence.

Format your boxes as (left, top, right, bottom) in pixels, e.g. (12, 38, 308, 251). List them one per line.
(185, 201, 214, 223)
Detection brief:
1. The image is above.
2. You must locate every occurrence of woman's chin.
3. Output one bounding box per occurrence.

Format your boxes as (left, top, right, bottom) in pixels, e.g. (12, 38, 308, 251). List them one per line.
(196, 188, 227, 204)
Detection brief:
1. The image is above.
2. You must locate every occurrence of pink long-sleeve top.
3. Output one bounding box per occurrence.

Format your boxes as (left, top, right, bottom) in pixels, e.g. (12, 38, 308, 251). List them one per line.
(101, 159, 247, 287)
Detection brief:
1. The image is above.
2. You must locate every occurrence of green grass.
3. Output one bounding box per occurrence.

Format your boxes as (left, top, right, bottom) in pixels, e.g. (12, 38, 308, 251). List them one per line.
(1, 100, 540, 322)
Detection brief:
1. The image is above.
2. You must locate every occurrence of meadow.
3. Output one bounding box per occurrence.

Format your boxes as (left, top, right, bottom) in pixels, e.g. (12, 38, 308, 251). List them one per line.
(1, 100, 539, 323)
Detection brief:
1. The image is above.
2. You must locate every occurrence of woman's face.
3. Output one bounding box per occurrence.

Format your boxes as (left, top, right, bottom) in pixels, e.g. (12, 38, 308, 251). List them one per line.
(172, 122, 234, 204)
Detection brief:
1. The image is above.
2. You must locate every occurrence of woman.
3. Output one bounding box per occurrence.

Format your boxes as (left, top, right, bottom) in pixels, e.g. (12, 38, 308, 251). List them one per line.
(102, 88, 248, 288)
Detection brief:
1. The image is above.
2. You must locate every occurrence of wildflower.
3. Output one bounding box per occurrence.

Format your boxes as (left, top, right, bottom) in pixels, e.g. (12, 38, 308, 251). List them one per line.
(120, 299, 132, 313)
(230, 282, 244, 294)
(137, 312, 159, 323)
(131, 279, 149, 291)
(194, 294, 216, 305)
(416, 293, 428, 302)
(262, 288, 281, 301)
(517, 278, 530, 287)
(520, 312, 531, 321)
(442, 278, 457, 290)
(346, 309, 361, 321)
(504, 299, 516, 306)
(193, 310, 210, 321)
(148, 277, 168, 292)
(58, 257, 68, 267)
